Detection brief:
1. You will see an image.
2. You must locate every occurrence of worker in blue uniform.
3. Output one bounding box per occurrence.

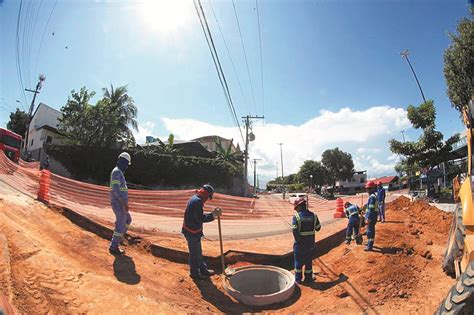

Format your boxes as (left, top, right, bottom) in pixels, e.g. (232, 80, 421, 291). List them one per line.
(291, 197, 321, 284)
(377, 181, 386, 222)
(109, 152, 132, 255)
(364, 181, 379, 251)
(182, 184, 222, 280)
(344, 202, 362, 245)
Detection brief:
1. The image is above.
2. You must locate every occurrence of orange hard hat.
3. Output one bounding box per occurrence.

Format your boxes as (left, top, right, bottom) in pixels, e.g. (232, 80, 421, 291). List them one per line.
(365, 181, 376, 189)
(293, 197, 306, 209)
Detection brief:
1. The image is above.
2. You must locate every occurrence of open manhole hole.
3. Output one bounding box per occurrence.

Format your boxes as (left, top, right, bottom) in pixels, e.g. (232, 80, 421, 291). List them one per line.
(223, 265, 295, 306)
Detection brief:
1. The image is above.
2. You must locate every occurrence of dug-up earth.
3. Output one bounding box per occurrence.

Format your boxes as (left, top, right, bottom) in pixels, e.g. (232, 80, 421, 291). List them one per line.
(0, 183, 455, 314)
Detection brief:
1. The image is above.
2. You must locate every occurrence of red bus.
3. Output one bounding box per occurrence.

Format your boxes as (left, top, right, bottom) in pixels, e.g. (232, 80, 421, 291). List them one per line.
(0, 128, 22, 163)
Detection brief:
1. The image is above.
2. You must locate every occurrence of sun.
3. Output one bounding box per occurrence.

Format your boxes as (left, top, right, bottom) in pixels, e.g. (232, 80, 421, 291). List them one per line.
(138, 0, 192, 35)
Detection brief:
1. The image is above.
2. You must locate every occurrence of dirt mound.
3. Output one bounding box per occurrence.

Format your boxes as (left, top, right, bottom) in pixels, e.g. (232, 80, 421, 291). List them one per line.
(388, 196, 451, 234)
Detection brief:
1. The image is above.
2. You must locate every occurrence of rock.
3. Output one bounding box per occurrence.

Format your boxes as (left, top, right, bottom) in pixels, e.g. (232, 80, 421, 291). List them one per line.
(367, 259, 376, 264)
(368, 287, 377, 293)
(407, 223, 414, 228)
(410, 229, 419, 235)
(426, 252, 432, 259)
(426, 240, 433, 245)
(336, 289, 349, 298)
(398, 290, 408, 298)
(420, 250, 432, 259)
(179, 277, 185, 283)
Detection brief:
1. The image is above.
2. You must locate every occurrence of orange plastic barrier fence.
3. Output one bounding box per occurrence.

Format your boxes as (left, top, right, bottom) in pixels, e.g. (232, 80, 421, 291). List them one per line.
(0, 152, 366, 222)
(37, 170, 51, 203)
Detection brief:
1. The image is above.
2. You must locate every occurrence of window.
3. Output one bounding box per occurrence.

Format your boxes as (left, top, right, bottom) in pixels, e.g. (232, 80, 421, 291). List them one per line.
(46, 136, 52, 144)
(31, 139, 34, 146)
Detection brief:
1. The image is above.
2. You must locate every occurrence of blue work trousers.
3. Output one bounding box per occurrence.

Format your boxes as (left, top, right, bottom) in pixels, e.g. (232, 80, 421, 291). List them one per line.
(378, 203, 385, 221)
(110, 202, 132, 249)
(346, 216, 360, 242)
(185, 235, 209, 277)
(294, 242, 314, 282)
(366, 212, 377, 249)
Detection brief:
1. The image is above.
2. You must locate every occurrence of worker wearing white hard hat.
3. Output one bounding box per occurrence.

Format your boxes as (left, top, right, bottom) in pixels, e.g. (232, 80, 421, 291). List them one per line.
(109, 152, 132, 255)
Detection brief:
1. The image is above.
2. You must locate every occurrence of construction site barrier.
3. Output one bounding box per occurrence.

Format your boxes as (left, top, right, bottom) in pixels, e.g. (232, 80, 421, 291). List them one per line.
(333, 197, 345, 218)
(37, 170, 51, 204)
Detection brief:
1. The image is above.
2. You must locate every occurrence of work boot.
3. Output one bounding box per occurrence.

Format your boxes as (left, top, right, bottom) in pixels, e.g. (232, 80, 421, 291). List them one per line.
(190, 273, 206, 280)
(109, 247, 125, 255)
(304, 275, 315, 284)
(344, 240, 350, 245)
(200, 269, 216, 277)
(364, 246, 372, 251)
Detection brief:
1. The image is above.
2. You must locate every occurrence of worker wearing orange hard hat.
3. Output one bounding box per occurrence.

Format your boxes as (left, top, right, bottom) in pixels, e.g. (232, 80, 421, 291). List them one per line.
(291, 196, 321, 284)
(364, 181, 379, 251)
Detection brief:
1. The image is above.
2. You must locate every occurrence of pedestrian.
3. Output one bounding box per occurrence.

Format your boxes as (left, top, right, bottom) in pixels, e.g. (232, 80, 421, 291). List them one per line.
(109, 152, 132, 255)
(291, 197, 321, 284)
(364, 181, 379, 251)
(344, 202, 362, 245)
(377, 181, 386, 222)
(182, 184, 222, 280)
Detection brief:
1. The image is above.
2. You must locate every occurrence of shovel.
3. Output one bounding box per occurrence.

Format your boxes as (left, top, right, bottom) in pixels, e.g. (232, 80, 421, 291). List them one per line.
(216, 208, 228, 279)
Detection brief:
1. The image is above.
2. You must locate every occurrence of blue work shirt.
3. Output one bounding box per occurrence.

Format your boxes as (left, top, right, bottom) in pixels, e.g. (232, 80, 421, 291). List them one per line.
(377, 187, 386, 203)
(345, 205, 360, 219)
(291, 209, 321, 245)
(365, 193, 378, 220)
(182, 195, 214, 237)
(110, 166, 128, 205)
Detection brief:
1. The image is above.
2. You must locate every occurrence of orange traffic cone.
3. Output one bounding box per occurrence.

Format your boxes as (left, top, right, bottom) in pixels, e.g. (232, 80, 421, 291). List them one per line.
(333, 197, 345, 218)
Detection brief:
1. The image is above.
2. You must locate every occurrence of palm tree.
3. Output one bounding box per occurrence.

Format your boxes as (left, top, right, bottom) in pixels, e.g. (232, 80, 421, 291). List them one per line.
(157, 133, 180, 155)
(102, 84, 138, 143)
(214, 137, 242, 165)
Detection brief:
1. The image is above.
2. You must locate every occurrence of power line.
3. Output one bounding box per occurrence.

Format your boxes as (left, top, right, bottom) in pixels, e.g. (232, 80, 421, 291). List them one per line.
(194, 0, 245, 144)
(232, 0, 257, 115)
(16, 0, 28, 103)
(208, 0, 249, 114)
(255, 0, 264, 116)
(34, 0, 57, 78)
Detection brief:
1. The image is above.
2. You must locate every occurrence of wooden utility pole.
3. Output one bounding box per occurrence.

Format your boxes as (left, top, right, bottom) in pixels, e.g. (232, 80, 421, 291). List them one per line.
(24, 74, 46, 156)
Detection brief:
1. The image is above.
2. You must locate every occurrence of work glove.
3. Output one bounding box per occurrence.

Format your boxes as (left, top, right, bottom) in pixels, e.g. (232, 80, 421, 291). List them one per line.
(212, 207, 222, 218)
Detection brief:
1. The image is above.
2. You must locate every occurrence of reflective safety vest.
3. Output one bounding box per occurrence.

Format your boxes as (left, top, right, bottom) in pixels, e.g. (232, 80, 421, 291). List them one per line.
(345, 205, 359, 218)
(292, 210, 321, 237)
(366, 193, 378, 214)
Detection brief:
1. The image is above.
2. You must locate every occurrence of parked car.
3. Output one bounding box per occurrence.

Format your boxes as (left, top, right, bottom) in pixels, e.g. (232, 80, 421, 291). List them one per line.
(288, 193, 306, 204)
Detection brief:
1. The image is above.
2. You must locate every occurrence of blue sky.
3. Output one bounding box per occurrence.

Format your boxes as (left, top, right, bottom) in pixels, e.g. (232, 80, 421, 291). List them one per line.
(0, 0, 471, 184)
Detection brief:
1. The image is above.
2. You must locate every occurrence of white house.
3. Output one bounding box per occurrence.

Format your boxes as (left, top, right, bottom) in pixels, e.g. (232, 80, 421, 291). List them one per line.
(26, 102, 64, 161)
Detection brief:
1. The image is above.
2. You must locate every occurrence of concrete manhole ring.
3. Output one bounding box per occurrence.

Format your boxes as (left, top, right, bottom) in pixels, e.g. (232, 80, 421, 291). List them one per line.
(223, 265, 295, 306)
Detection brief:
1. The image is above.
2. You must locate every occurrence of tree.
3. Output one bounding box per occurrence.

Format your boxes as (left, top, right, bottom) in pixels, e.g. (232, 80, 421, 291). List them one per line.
(321, 148, 354, 187)
(156, 133, 181, 155)
(444, 11, 474, 113)
(214, 137, 242, 165)
(389, 100, 459, 179)
(58, 85, 138, 148)
(102, 84, 138, 146)
(297, 160, 328, 187)
(7, 108, 28, 136)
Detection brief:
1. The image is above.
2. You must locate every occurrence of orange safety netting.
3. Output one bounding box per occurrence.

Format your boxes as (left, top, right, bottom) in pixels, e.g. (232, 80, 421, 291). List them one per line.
(0, 152, 374, 221)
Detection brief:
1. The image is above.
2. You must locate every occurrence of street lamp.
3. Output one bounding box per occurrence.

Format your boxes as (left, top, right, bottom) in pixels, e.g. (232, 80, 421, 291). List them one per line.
(309, 174, 313, 193)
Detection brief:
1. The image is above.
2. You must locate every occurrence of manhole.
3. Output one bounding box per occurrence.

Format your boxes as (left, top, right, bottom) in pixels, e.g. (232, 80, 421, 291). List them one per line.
(223, 265, 295, 306)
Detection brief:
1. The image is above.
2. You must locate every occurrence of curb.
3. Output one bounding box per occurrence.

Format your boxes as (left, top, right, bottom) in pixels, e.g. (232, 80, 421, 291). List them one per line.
(0, 234, 13, 308)
(59, 206, 346, 271)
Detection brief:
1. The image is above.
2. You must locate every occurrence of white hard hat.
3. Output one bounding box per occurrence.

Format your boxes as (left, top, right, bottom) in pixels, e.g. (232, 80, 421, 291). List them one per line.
(118, 152, 131, 165)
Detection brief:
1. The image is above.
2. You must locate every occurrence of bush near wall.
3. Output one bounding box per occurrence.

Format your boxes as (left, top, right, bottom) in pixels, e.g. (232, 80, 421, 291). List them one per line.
(44, 145, 242, 188)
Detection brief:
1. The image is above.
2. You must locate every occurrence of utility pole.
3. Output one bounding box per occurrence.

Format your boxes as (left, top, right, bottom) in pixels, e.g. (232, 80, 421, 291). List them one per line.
(400, 49, 426, 103)
(253, 158, 262, 196)
(24, 74, 46, 157)
(242, 115, 264, 197)
(278, 143, 284, 178)
(276, 161, 279, 179)
(278, 142, 284, 199)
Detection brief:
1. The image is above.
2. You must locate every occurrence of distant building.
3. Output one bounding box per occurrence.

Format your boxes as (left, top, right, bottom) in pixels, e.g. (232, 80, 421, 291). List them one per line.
(26, 103, 64, 161)
(192, 136, 241, 154)
(372, 175, 399, 191)
(335, 170, 367, 195)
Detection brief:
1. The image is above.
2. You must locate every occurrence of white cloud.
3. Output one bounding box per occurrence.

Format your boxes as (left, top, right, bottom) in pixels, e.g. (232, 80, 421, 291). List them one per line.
(133, 121, 156, 144)
(160, 106, 410, 185)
